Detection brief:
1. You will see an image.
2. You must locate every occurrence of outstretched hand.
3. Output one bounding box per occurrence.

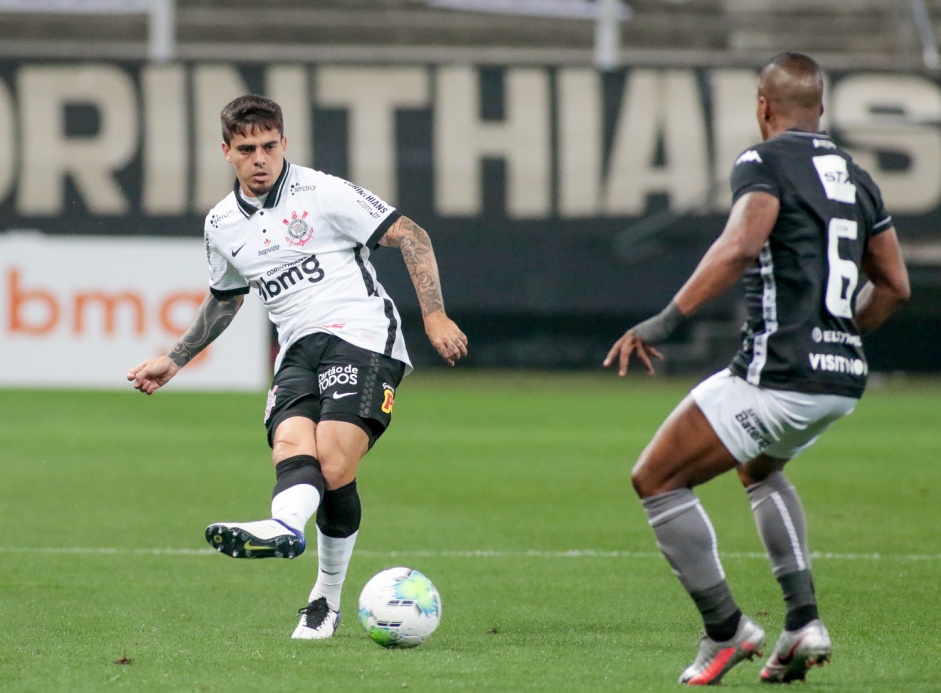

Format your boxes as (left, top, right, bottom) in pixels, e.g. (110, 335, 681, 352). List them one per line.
(126, 355, 180, 395)
(603, 329, 663, 376)
(424, 312, 468, 366)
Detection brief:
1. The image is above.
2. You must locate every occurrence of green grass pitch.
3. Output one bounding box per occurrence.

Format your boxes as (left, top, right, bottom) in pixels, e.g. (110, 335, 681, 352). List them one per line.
(1, 372, 938, 692)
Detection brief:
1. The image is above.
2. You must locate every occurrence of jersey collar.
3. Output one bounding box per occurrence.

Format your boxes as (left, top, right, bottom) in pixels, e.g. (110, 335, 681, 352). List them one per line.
(783, 128, 829, 139)
(233, 161, 291, 218)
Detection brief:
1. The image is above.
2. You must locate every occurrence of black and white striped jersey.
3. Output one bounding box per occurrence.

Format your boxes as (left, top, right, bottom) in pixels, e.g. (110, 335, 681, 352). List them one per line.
(203, 162, 411, 373)
(726, 130, 892, 399)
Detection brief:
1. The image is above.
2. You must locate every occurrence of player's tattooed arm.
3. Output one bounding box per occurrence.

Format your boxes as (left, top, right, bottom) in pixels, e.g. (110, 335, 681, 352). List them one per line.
(380, 215, 468, 366)
(168, 293, 244, 368)
(127, 292, 244, 394)
(381, 215, 445, 318)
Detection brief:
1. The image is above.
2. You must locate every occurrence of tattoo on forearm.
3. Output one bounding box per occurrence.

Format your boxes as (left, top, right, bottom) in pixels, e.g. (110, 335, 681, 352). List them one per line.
(168, 294, 243, 368)
(392, 217, 445, 318)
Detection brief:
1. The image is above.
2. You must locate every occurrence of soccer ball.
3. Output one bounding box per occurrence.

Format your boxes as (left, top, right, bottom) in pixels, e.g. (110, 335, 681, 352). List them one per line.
(357, 567, 442, 648)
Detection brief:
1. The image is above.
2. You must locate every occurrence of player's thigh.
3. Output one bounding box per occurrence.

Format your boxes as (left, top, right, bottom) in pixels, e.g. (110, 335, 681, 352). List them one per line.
(632, 394, 740, 497)
(692, 369, 858, 464)
(265, 334, 331, 456)
(315, 419, 371, 489)
(317, 338, 406, 450)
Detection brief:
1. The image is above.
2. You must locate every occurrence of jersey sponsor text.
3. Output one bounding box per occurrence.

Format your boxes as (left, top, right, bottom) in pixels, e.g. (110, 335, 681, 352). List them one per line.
(808, 353, 867, 376)
(254, 255, 325, 300)
(811, 327, 862, 347)
(734, 408, 772, 449)
(319, 365, 359, 392)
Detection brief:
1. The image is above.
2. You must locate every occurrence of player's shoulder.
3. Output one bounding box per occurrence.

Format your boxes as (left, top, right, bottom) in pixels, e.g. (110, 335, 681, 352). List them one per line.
(278, 163, 326, 201)
(204, 191, 240, 234)
(285, 162, 323, 186)
(312, 169, 361, 194)
(315, 171, 396, 217)
(738, 130, 830, 159)
(840, 149, 881, 190)
(285, 165, 366, 200)
(733, 141, 770, 167)
(732, 134, 793, 176)
(730, 140, 780, 194)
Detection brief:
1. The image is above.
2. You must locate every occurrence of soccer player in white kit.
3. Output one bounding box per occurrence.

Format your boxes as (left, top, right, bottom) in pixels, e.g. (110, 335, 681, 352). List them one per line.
(127, 95, 467, 640)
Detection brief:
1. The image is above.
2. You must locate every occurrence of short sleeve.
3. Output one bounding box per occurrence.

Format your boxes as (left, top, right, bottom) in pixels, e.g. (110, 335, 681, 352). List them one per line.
(853, 165, 893, 236)
(319, 175, 401, 249)
(730, 146, 780, 204)
(204, 222, 249, 298)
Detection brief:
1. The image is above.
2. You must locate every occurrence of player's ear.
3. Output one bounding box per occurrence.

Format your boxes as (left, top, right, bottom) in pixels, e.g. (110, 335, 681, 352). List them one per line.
(281, 135, 287, 154)
(757, 95, 767, 117)
(222, 140, 232, 163)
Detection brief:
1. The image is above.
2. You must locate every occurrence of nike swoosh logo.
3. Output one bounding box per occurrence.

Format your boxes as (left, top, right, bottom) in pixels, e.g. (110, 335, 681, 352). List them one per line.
(332, 392, 357, 399)
(777, 637, 805, 665)
(243, 540, 273, 551)
(231, 243, 246, 257)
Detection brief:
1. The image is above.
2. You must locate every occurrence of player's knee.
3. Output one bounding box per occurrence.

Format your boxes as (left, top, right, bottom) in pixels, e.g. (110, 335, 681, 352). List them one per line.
(631, 447, 673, 499)
(272, 439, 313, 465)
(630, 453, 655, 498)
(316, 448, 359, 489)
(631, 465, 655, 499)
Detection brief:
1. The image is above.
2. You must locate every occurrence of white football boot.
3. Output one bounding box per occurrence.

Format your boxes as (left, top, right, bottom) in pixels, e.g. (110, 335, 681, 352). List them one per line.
(679, 616, 766, 686)
(205, 518, 305, 559)
(760, 619, 832, 683)
(292, 597, 341, 640)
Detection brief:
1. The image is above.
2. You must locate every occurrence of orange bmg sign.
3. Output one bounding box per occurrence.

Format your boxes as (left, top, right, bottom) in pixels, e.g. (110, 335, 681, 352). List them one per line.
(0, 233, 268, 390)
(7, 268, 203, 338)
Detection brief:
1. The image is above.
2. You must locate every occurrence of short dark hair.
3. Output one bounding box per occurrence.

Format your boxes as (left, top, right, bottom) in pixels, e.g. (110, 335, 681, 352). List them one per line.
(220, 94, 283, 144)
(760, 52, 824, 109)
(765, 52, 823, 80)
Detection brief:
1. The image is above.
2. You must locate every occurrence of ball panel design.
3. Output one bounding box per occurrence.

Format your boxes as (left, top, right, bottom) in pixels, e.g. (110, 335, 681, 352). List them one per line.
(358, 567, 441, 648)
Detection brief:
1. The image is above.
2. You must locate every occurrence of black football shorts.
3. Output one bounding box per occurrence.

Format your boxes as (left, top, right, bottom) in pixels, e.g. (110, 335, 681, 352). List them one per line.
(264, 332, 407, 448)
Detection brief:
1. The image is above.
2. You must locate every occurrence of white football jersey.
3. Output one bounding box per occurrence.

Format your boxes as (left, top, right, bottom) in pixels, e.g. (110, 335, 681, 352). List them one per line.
(204, 162, 411, 373)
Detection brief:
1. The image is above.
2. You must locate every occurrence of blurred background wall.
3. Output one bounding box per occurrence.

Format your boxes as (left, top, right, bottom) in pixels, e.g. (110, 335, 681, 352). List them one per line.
(1, 0, 938, 384)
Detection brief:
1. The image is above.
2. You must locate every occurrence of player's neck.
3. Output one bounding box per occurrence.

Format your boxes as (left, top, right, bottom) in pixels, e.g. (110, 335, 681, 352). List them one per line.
(766, 119, 821, 140)
(241, 189, 270, 207)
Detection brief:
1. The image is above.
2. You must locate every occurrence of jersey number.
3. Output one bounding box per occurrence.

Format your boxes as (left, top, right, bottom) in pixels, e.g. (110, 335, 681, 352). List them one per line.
(825, 218, 859, 318)
(813, 155, 860, 319)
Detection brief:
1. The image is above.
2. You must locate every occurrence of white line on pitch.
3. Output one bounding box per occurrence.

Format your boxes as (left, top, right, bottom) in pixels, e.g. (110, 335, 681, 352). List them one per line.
(0, 546, 939, 561)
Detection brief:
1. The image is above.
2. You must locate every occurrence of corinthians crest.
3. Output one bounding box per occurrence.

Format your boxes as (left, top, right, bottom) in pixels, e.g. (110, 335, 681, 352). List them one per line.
(283, 210, 313, 246)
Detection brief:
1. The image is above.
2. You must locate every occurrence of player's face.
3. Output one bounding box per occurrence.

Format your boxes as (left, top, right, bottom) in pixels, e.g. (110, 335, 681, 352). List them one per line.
(222, 127, 287, 197)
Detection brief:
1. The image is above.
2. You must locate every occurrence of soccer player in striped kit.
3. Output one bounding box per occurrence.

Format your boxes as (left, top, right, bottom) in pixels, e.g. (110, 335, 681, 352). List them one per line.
(604, 53, 910, 685)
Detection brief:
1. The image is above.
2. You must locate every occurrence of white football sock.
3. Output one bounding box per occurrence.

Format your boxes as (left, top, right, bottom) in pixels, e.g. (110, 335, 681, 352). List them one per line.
(270, 484, 320, 536)
(308, 528, 359, 611)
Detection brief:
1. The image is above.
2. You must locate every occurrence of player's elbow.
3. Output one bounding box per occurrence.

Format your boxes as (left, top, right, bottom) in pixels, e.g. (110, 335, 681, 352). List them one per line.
(727, 242, 762, 273)
(883, 270, 912, 307)
(896, 274, 912, 304)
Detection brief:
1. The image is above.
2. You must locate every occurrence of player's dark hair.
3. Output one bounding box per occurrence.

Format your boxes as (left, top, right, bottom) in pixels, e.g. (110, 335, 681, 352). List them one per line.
(220, 94, 283, 144)
(761, 52, 824, 109)
(766, 52, 823, 80)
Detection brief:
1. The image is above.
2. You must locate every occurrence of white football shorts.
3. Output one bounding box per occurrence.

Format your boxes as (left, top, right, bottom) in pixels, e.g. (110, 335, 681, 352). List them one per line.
(691, 369, 859, 463)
